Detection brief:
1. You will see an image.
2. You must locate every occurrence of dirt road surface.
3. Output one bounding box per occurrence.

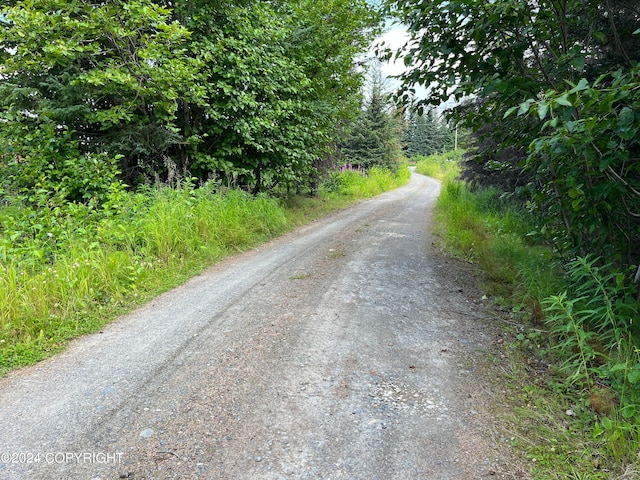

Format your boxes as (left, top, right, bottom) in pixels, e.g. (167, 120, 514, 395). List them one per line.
(0, 172, 514, 479)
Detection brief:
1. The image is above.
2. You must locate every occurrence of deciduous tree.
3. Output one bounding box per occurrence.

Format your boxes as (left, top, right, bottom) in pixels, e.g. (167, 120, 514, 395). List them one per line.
(0, 0, 200, 187)
(386, 0, 640, 271)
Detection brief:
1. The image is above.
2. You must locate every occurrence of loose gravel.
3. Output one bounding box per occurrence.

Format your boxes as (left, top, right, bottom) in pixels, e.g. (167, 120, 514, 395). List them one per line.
(0, 172, 515, 479)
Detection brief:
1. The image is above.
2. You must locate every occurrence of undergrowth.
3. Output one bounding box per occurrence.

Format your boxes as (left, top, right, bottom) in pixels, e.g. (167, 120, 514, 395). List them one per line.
(0, 183, 288, 372)
(321, 163, 411, 199)
(414, 150, 463, 181)
(423, 154, 640, 478)
(0, 165, 409, 374)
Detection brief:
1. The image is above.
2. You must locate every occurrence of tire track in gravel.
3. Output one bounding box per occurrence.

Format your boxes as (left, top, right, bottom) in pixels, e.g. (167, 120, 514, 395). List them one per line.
(0, 172, 513, 479)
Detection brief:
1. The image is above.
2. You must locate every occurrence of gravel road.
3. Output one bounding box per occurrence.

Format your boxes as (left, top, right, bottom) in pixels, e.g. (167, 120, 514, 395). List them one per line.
(0, 172, 513, 479)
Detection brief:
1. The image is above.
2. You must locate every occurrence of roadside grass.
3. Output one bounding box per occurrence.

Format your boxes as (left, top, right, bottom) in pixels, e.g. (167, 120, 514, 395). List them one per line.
(414, 150, 463, 181)
(434, 180, 559, 302)
(420, 154, 640, 478)
(284, 163, 410, 226)
(323, 164, 411, 199)
(0, 165, 409, 375)
(0, 185, 288, 374)
(498, 364, 612, 480)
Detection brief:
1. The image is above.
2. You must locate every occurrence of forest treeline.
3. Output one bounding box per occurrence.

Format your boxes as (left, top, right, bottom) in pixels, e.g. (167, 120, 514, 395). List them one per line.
(0, 0, 461, 206)
(0, 0, 389, 201)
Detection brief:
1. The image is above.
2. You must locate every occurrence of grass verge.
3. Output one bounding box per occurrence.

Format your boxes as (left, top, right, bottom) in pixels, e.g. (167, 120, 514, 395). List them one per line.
(414, 150, 463, 181)
(0, 166, 410, 375)
(420, 155, 640, 478)
(284, 164, 410, 226)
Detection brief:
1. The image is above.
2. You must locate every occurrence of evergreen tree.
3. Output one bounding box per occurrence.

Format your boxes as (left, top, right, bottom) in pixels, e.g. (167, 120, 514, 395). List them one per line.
(405, 108, 453, 157)
(341, 68, 404, 171)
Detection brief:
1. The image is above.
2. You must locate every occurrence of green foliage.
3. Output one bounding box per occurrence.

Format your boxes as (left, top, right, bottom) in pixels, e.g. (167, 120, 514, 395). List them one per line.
(434, 171, 640, 474)
(1, 0, 382, 194)
(0, 184, 289, 372)
(544, 256, 640, 467)
(434, 178, 553, 297)
(545, 256, 640, 397)
(405, 108, 454, 157)
(511, 68, 640, 267)
(187, 2, 314, 192)
(0, 122, 125, 208)
(321, 164, 410, 199)
(177, 0, 382, 192)
(502, 377, 611, 479)
(386, 0, 640, 279)
(340, 68, 405, 173)
(0, 0, 201, 183)
(436, 175, 640, 472)
(386, 0, 639, 115)
(414, 150, 463, 181)
(0, 163, 409, 373)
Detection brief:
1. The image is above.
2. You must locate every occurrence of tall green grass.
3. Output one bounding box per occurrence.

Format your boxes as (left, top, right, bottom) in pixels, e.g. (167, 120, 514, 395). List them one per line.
(434, 178, 558, 302)
(0, 166, 410, 374)
(414, 150, 463, 181)
(0, 185, 288, 372)
(433, 173, 640, 477)
(321, 164, 411, 199)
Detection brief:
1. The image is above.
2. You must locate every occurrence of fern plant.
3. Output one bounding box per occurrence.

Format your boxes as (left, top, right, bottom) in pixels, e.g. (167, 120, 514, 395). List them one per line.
(544, 291, 604, 388)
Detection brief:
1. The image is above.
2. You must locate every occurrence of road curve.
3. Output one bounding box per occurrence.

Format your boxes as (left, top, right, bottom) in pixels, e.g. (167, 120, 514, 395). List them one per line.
(0, 172, 508, 479)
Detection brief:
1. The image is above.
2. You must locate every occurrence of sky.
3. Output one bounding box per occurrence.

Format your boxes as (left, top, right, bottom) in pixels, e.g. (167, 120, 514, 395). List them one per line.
(375, 20, 460, 113)
(373, 21, 431, 102)
(377, 22, 411, 78)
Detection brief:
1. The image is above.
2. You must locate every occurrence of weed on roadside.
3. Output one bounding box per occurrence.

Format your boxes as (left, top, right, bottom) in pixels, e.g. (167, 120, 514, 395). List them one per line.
(414, 150, 463, 181)
(429, 169, 640, 478)
(0, 166, 410, 375)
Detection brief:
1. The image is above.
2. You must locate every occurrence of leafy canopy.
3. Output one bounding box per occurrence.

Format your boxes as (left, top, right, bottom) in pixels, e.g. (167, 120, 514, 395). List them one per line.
(385, 0, 640, 270)
(0, 0, 383, 196)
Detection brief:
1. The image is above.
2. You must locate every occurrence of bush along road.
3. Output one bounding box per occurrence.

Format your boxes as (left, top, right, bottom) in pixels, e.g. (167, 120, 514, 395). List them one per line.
(0, 172, 516, 479)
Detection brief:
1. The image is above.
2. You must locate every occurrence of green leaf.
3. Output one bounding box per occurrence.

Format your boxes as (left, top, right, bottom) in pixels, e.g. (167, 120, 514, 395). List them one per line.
(518, 99, 533, 116)
(627, 367, 640, 385)
(620, 405, 636, 419)
(618, 129, 637, 141)
(570, 55, 585, 73)
(568, 78, 589, 94)
(598, 156, 611, 172)
(537, 101, 549, 120)
(600, 416, 614, 430)
(618, 106, 635, 129)
(555, 95, 572, 107)
(503, 106, 517, 118)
